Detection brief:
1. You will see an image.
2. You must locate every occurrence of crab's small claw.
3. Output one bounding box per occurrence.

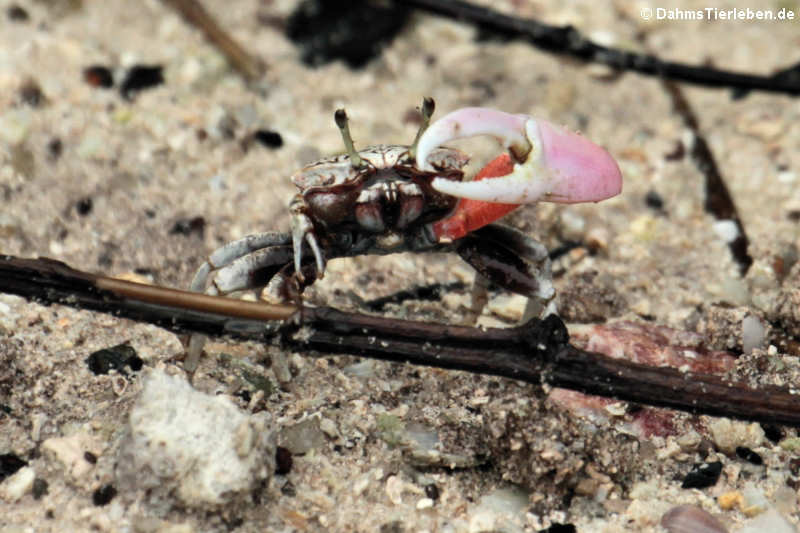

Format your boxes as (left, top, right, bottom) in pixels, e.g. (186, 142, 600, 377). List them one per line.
(416, 108, 622, 205)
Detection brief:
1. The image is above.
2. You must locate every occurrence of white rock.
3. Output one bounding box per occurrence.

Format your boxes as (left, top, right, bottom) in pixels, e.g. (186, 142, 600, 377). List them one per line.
(0, 466, 35, 502)
(708, 419, 764, 454)
(42, 432, 101, 481)
(736, 508, 795, 533)
(741, 315, 766, 354)
(116, 369, 276, 509)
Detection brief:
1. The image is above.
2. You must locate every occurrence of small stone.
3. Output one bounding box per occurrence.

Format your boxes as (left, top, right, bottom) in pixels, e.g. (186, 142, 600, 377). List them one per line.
(0, 108, 32, 145)
(741, 486, 769, 517)
(319, 417, 338, 438)
(0, 466, 35, 502)
(42, 433, 101, 481)
(115, 369, 276, 508)
(385, 475, 404, 505)
(416, 497, 434, 510)
(660, 505, 727, 533)
(279, 416, 326, 455)
(737, 509, 795, 533)
(741, 315, 767, 354)
(709, 419, 764, 454)
(718, 491, 743, 510)
(712, 220, 739, 243)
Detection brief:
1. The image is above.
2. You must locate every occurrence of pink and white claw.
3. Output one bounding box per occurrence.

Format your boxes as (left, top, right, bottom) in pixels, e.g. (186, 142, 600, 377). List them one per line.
(416, 108, 623, 205)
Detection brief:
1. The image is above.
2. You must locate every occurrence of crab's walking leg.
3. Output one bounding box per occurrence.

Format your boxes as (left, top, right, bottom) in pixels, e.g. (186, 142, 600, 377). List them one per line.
(289, 194, 325, 281)
(185, 232, 293, 374)
(456, 224, 556, 318)
(417, 108, 622, 205)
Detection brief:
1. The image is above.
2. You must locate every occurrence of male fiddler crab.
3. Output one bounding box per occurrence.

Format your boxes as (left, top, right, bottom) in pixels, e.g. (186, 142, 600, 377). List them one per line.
(186, 98, 622, 365)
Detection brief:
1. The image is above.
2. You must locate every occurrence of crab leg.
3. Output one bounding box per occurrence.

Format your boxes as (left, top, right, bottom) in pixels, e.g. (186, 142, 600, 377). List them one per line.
(416, 108, 622, 205)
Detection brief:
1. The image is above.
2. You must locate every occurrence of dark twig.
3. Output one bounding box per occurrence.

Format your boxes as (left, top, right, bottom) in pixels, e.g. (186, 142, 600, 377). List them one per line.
(664, 82, 753, 275)
(162, 0, 265, 81)
(396, 0, 800, 97)
(1, 254, 799, 426)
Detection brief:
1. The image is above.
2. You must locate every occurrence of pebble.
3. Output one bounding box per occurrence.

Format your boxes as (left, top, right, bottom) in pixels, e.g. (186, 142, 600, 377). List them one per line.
(0, 466, 35, 502)
(115, 369, 276, 508)
(737, 509, 795, 533)
(718, 491, 743, 510)
(42, 432, 101, 481)
(708, 419, 764, 454)
(660, 504, 728, 533)
(279, 415, 326, 455)
(0, 108, 32, 144)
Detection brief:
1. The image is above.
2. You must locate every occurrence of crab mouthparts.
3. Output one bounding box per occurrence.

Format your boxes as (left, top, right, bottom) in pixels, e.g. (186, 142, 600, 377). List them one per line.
(415, 108, 622, 205)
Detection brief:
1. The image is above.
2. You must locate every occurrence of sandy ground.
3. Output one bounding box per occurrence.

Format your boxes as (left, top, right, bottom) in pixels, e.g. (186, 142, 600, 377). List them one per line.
(1, 0, 800, 531)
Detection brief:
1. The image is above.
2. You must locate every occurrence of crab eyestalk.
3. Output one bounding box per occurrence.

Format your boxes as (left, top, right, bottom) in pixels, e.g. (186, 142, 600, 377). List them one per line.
(334, 108, 365, 169)
(408, 96, 435, 164)
(416, 108, 623, 205)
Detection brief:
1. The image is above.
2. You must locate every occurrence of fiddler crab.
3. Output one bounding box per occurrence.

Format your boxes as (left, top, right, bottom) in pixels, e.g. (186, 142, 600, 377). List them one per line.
(186, 98, 622, 364)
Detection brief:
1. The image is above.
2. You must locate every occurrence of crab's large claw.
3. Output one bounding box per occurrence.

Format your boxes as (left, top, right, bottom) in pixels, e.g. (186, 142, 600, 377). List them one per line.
(416, 108, 622, 205)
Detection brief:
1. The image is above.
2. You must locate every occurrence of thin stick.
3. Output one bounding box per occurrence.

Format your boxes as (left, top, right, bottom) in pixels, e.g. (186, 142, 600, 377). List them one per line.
(1, 254, 799, 427)
(162, 0, 265, 81)
(397, 0, 800, 97)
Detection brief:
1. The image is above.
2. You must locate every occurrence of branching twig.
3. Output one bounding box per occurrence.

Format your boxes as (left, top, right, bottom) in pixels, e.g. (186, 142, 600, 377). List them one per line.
(1, 254, 798, 426)
(397, 0, 800, 97)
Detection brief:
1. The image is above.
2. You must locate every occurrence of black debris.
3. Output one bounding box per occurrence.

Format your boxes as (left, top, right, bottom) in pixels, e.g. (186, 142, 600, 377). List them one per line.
(275, 446, 293, 475)
(32, 478, 49, 499)
(7, 4, 29, 22)
(735, 446, 763, 465)
(0, 453, 27, 482)
(84, 343, 144, 376)
(424, 483, 439, 501)
(19, 80, 45, 107)
(286, 0, 410, 68)
(169, 216, 206, 237)
(681, 461, 723, 489)
(83, 451, 97, 464)
(761, 423, 783, 443)
(83, 66, 114, 89)
(120, 65, 164, 100)
(75, 197, 93, 216)
(92, 484, 117, 506)
(664, 140, 685, 161)
(253, 129, 284, 149)
(47, 138, 63, 160)
(645, 190, 665, 211)
(539, 524, 577, 533)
